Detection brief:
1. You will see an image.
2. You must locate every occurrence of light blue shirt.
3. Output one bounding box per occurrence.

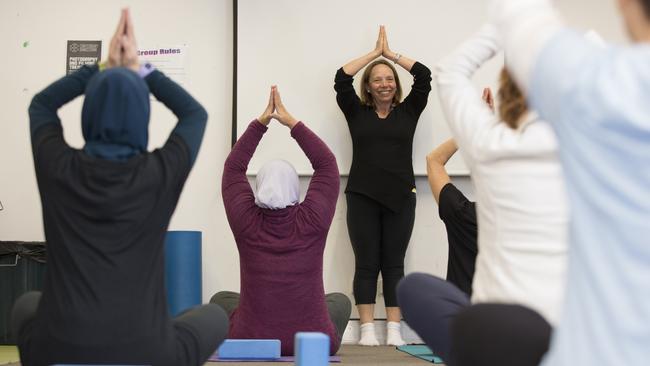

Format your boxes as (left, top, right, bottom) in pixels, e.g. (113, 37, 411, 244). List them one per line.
(531, 30, 650, 366)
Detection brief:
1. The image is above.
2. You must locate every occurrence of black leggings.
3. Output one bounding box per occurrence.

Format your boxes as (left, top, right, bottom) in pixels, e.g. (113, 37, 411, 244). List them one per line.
(11, 291, 229, 366)
(346, 192, 415, 307)
(450, 303, 552, 366)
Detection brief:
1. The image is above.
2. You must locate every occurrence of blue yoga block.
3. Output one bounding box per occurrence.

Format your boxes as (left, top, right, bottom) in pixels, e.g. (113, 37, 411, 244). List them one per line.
(164, 230, 202, 317)
(295, 332, 329, 366)
(217, 339, 281, 359)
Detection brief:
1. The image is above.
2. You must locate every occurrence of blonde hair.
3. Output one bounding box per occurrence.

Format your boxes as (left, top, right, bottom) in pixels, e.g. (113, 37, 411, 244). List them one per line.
(359, 60, 403, 108)
(497, 68, 528, 129)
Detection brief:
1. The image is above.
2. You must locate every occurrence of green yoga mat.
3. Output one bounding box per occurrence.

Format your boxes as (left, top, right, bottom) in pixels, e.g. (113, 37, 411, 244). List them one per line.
(0, 345, 20, 364)
(397, 345, 444, 364)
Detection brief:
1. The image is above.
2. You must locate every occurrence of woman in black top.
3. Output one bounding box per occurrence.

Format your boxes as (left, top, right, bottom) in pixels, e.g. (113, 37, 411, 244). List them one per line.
(334, 26, 431, 346)
(10, 10, 228, 366)
(425, 138, 478, 297)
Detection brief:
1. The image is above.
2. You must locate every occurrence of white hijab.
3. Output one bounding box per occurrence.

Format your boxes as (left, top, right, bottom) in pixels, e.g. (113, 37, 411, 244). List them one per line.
(254, 159, 300, 210)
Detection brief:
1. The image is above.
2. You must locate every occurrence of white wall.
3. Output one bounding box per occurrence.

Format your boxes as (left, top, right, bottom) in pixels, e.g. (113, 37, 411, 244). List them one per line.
(0, 0, 626, 319)
(0, 0, 238, 303)
(236, 0, 498, 176)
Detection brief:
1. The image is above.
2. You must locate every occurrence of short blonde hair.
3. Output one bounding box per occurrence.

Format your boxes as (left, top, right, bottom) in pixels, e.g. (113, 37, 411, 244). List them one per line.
(359, 60, 403, 108)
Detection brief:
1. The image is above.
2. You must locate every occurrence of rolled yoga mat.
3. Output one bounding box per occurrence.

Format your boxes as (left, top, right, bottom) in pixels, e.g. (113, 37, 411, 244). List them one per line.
(165, 231, 202, 317)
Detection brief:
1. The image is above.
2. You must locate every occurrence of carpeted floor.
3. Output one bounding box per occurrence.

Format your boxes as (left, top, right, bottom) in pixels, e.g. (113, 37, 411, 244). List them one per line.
(0, 344, 438, 366)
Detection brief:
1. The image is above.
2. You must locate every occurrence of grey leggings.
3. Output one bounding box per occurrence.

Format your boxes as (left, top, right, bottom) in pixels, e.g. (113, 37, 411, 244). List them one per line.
(210, 291, 351, 345)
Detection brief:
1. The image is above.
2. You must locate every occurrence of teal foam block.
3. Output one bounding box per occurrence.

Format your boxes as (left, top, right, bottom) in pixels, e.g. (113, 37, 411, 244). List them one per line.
(396, 344, 444, 363)
(217, 339, 281, 359)
(294, 332, 329, 366)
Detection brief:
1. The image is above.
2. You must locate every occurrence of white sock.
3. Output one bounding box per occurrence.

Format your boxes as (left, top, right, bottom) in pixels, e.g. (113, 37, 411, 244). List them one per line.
(386, 321, 406, 346)
(358, 322, 380, 346)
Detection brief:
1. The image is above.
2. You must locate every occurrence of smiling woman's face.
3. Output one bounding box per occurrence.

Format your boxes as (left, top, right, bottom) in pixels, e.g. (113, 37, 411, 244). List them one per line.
(367, 64, 397, 106)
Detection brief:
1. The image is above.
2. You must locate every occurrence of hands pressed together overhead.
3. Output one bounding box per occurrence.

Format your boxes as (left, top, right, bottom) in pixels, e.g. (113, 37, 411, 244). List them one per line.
(258, 86, 298, 129)
(107, 8, 140, 72)
(373, 25, 399, 62)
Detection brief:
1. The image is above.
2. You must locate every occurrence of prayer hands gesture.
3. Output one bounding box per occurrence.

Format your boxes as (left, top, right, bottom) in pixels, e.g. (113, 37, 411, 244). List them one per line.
(107, 8, 140, 72)
(258, 86, 298, 129)
(373, 25, 399, 62)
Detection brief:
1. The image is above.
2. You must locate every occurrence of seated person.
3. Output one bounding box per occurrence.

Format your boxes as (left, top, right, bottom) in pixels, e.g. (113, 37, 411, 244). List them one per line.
(426, 138, 478, 296)
(11, 9, 228, 366)
(397, 25, 568, 366)
(211, 86, 351, 356)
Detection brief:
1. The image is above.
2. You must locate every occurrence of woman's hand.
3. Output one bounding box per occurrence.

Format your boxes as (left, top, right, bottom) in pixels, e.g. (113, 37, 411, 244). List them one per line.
(271, 87, 298, 129)
(258, 86, 275, 126)
(482, 87, 495, 112)
(121, 9, 140, 72)
(373, 25, 384, 58)
(107, 10, 127, 69)
(342, 25, 385, 75)
(381, 26, 398, 61)
(106, 8, 139, 72)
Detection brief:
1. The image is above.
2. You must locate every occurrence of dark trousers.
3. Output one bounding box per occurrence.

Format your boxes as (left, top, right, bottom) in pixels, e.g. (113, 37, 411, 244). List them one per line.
(451, 303, 552, 366)
(210, 291, 352, 353)
(11, 291, 229, 366)
(346, 192, 416, 306)
(397, 273, 551, 366)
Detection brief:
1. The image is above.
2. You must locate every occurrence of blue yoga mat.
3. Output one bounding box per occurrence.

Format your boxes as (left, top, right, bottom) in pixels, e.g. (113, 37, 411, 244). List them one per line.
(165, 231, 202, 317)
(396, 345, 444, 364)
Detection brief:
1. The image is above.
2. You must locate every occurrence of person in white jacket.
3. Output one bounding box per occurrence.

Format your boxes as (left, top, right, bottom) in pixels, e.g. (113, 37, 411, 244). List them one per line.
(397, 25, 569, 366)
(490, 1, 650, 365)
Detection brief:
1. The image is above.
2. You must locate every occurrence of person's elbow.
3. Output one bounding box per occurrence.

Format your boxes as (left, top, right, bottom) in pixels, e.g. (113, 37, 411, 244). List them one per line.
(325, 151, 340, 178)
(28, 92, 47, 118)
(426, 152, 443, 167)
(427, 155, 448, 177)
(434, 64, 457, 88)
(196, 104, 208, 127)
(28, 92, 54, 136)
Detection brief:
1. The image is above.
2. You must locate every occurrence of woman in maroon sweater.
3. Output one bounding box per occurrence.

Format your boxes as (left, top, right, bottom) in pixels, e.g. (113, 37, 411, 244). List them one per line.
(211, 87, 351, 356)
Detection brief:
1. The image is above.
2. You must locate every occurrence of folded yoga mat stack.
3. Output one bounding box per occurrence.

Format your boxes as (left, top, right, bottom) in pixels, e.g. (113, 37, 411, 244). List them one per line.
(164, 231, 202, 317)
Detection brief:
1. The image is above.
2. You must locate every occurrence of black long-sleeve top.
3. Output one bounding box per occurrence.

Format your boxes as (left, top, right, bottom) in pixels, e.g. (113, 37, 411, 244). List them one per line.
(25, 65, 207, 365)
(334, 61, 432, 212)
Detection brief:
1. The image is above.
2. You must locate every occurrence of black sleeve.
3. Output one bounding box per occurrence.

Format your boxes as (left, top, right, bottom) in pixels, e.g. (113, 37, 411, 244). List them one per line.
(439, 183, 477, 226)
(145, 69, 208, 166)
(334, 68, 361, 122)
(31, 124, 70, 182)
(154, 133, 194, 192)
(401, 61, 432, 120)
(29, 65, 98, 138)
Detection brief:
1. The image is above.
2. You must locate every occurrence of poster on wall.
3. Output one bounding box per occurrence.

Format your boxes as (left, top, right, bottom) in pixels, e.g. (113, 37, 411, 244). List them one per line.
(137, 45, 188, 86)
(66, 40, 102, 75)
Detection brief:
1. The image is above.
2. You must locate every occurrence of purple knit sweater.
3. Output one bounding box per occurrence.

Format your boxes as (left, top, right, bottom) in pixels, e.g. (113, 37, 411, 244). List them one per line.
(222, 120, 340, 356)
